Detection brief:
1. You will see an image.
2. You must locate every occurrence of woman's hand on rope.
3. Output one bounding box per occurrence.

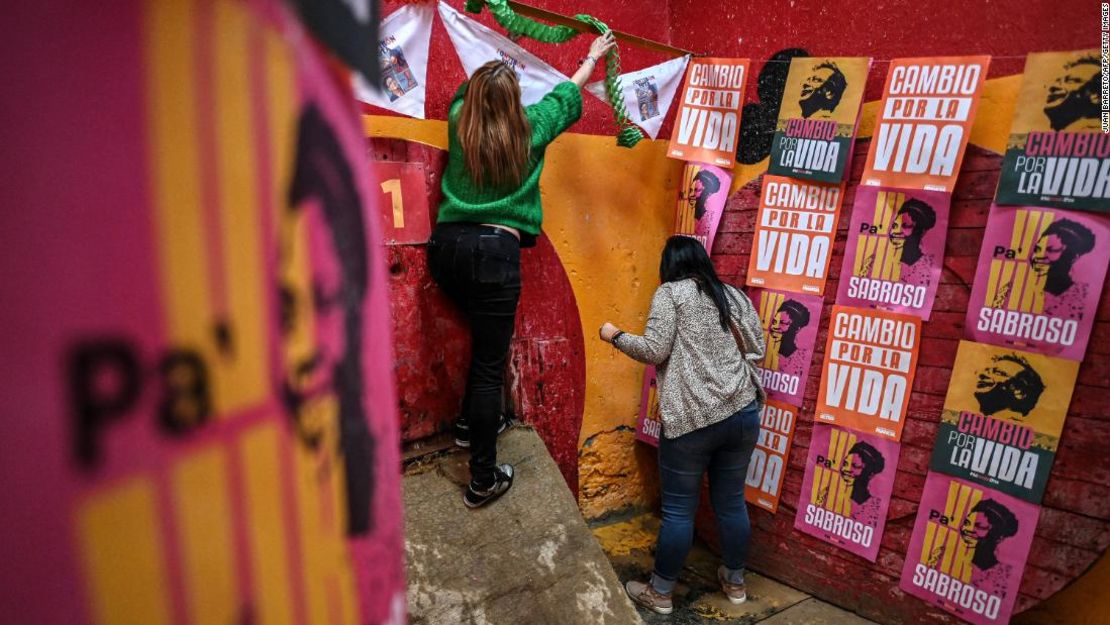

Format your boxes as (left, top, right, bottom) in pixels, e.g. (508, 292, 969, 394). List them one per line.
(588, 31, 616, 62)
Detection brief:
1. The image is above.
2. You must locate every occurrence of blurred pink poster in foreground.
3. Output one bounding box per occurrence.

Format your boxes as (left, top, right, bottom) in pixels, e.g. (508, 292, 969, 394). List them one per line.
(0, 2, 405, 623)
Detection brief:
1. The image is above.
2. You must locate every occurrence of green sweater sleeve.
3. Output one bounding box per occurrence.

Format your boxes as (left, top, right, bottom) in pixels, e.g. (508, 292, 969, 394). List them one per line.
(526, 82, 583, 149)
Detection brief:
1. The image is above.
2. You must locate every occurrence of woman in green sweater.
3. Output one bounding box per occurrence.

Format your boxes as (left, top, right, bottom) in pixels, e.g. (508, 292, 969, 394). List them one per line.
(428, 32, 616, 508)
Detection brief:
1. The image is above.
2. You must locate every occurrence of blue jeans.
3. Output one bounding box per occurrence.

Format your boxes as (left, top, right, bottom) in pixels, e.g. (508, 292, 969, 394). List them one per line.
(652, 400, 761, 594)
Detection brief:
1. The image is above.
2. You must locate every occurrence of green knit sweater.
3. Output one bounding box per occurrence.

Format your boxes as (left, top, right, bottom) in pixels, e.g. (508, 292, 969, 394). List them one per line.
(437, 81, 583, 245)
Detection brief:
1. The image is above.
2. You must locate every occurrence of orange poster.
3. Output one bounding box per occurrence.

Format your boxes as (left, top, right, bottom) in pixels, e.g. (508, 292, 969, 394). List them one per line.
(816, 306, 922, 441)
(861, 56, 991, 192)
(746, 175, 845, 295)
(667, 57, 750, 168)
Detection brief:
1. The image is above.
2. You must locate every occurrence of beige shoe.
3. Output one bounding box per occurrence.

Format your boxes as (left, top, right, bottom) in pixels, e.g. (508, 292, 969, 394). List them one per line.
(718, 566, 747, 604)
(625, 580, 674, 615)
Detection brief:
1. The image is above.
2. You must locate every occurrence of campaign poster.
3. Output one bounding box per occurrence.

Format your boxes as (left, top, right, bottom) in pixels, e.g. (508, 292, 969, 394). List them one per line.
(794, 424, 899, 561)
(746, 399, 798, 514)
(674, 162, 733, 253)
(746, 175, 845, 295)
(751, 288, 823, 404)
(667, 58, 750, 168)
(929, 341, 1079, 504)
(816, 306, 921, 441)
(0, 2, 407, 623)
(966, 204, 1110, 360)
(836, 186, 952, 320)
(768, 57, 870, 183)
(996, 50, 1109, 211)
(862, 56, 991, 192)
(636, 366, 662, 446)
(900, 472, 1040, 625)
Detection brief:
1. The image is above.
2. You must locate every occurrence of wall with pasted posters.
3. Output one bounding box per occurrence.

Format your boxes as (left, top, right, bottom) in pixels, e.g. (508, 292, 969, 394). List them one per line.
(0, 2, 405, 624)
(674, 0, 1110, 622)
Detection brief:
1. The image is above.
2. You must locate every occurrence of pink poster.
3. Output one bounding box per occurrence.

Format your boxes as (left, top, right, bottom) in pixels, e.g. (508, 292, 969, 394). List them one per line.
(674, 162, 734, 254)
(794, 425, 900, 561)
(836, 186, 952, 320)
(900, 472, 1040, 625)
(965, 204, 1110, 361)
(636, 366, 662, 446)
(750, 288, 823, 405)
(0, 2, 405, 624)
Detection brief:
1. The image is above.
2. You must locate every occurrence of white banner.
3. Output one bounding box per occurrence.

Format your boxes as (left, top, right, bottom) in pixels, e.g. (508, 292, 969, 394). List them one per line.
(586, 55, 689, 139)
(353, 3, 434, 119)
(438, 1, 570, 106)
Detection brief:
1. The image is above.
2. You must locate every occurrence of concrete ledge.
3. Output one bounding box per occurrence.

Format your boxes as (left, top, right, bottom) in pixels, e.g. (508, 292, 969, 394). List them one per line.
(403, 427, 645, 625)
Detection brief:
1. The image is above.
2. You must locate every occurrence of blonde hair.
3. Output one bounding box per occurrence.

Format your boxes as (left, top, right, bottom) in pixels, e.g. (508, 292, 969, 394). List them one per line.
(457, 61, 532, 189)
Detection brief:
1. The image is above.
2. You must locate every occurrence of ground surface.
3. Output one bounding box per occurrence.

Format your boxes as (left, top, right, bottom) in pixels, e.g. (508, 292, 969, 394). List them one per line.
(592, 513, 880, 624)
(402, 427, 645, 625)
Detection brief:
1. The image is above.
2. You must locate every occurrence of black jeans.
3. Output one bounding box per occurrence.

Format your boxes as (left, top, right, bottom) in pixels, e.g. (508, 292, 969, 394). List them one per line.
(427, 222, 522, 488)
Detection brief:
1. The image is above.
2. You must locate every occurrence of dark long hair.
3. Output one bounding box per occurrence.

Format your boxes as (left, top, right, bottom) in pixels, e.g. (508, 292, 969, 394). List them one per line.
(845, 441, 885, 505)
(1038, 218, 1095, 295)
(287, 105, 374, 536)
(895, 198, 937, 266)
(776, 299, 811, 357)
(659, 235, 733, 331)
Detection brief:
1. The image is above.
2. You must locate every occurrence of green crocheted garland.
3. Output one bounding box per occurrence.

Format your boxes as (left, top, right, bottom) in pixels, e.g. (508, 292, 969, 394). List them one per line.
(464, 0, 645, 147)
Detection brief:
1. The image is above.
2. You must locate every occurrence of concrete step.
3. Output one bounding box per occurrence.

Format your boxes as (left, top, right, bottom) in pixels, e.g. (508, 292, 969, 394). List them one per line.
(592, 513, 879, 624)
(403, 427, 645, 625)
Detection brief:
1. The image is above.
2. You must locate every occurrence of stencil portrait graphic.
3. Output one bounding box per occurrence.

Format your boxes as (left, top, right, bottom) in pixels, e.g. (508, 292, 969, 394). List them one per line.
(634, 76, 660, 121)
(972, 352, 1046, 421)
(764, 298, 812, 377)
(926, 497, 1020, 599)
(990, 216, 1096, 321)
(799, 60, 848, 119)
(279, 105, 376, 535)
(814, 439, 887, 526)
(684, 167, 722, 220)
(1043, 53, 1102, 132)
(856, 195, 939, 288)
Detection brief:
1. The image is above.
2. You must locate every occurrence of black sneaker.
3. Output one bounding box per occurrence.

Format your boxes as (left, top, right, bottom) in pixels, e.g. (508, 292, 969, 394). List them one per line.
(454, 413, 512, 448)
(463, 464, 514, 509)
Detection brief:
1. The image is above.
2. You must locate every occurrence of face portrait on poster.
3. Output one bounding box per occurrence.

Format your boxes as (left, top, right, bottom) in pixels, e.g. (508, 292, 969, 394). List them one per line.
(636, 366, 662, 446)
(816, 306, 921, 441)
(900, 472, 1039, 625)
(746, 176, 844, 295)
(769, 57, 870, 183)
(751, 288, 823, 405)
(862, 56, 991, 192)
(966, 204, 1110, 361)
(929, 341, 1078, 504)
(745, 399, 798, 514)
(794, 424, 900, 561)
(673, 162, 732, 253)
(837, 186, 951, 320)
(997, 49, 1109, 211)
(667, 58, 750, 168)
